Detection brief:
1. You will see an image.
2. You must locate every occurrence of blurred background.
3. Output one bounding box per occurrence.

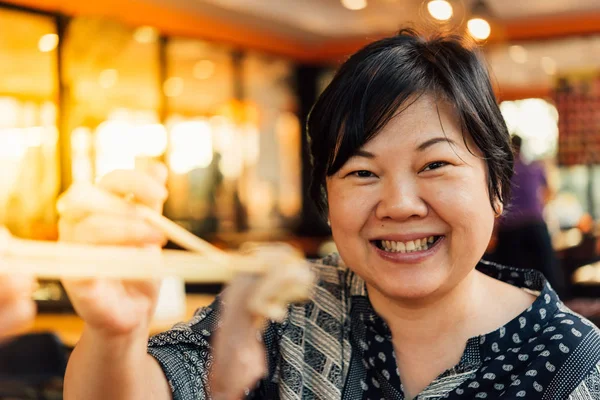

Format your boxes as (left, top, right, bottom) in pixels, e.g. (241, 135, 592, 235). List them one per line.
(1, 0, 600, 396)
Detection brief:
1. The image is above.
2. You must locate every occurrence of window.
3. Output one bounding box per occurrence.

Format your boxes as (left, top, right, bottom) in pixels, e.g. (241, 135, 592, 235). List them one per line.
(62, 17, 162, 183)
(0, 8, 59, 239)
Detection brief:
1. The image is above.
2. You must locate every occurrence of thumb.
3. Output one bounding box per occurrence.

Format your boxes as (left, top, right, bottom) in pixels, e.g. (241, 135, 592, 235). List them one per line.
(135, 158, 168, 186)
(135, 158, 168, 212)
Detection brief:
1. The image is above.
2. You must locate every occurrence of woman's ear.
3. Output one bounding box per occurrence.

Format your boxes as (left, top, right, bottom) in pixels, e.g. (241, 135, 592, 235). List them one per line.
(494, 200, 504, 217)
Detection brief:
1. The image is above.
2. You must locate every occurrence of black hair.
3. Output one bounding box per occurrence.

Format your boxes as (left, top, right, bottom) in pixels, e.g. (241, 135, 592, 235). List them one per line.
(307, 28, 513, 216)
(511, 135, 523, 153)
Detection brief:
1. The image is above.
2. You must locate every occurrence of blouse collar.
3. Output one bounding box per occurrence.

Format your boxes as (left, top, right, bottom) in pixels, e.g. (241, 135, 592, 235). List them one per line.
(346, 258, 560, 365)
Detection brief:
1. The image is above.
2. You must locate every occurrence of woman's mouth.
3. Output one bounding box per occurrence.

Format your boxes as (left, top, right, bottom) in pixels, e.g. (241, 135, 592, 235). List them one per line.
(372, 236, 443, 253)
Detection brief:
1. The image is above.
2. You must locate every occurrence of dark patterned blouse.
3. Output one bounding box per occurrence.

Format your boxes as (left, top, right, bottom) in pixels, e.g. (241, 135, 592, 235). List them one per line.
(148, 255, 600, 399)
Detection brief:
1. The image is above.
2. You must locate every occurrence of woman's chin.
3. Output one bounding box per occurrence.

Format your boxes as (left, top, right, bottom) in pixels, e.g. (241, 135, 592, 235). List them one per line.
(369, 275, 448, 303)
(381, 286, 440, 302)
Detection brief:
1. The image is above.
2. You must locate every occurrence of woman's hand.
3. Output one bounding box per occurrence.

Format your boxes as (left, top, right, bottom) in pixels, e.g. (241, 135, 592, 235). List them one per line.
(57, 162, 168, 338)
(0, 274, 36, 340)
(209, 275, 269, 400)
(210, 245, 314, 399)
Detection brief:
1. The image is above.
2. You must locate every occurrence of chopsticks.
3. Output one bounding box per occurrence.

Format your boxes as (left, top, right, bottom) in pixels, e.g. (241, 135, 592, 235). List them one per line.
(132, 202, 229, 263)
(0, 228, 264, 282)
(0, 186, 304, 283)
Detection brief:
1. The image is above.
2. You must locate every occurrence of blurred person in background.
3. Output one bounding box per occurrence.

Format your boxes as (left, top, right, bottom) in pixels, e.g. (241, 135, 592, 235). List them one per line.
(60, 30, 600, 400)
(489, 135, 565, 296)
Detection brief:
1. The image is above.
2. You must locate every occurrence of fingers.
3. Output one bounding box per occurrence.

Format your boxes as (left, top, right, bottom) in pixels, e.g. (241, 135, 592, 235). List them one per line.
(135, 159, 168, 186)
(0, 275, 37, 339)
(247, 263, 314, 322)
(98, 168, 168, 211)
(57, 164, 170, 247)
(211, 276, 268, 398)
(0, 275, 36, 305)
(238, 244, 314, 322)
(59, 214, 166, 246)
(58, 167, 168, 223)
(0, 298, 36, 339)
(61, 277, 161, 335)
(57, 182, 136, 222)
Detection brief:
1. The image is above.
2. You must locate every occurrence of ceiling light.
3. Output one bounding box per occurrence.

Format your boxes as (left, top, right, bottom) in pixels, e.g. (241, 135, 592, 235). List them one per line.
(341, 0, 367, 11)
(468, 0, 492, 41)
(427, 0, 453, 21)
(133, 26, 159, 44)
(38, 33, 59, 53)
(467, 18, 491, 41)
(509, 45, 528, 64)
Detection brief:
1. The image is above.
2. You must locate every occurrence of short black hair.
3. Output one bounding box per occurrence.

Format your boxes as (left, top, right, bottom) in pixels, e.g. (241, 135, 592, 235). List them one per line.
(307, 28, 513, 216)
(511, 135, 523, 153)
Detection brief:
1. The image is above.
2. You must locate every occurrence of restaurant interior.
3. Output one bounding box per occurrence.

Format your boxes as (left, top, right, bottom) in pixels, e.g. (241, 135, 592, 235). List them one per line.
(0, 0, 600, 397)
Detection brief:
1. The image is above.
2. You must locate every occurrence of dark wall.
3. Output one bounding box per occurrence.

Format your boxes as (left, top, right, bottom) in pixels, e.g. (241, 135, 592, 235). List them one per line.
(294, 65, 332, 238)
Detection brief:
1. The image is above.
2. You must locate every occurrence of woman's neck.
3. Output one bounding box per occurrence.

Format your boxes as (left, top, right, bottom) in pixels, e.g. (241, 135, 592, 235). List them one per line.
(366, 269, 535, 400)
(366, 270, 490, 345)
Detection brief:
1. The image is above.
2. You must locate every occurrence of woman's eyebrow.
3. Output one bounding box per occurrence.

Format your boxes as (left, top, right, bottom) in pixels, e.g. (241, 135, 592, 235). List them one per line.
(352, 149, 376, 159)
(417, 137, 457, 152)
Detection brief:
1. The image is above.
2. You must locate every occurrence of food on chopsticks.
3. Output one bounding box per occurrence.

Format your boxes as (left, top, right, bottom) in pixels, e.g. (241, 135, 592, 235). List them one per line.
(1, 182, 315, 320)
(0, 224, 315, 322)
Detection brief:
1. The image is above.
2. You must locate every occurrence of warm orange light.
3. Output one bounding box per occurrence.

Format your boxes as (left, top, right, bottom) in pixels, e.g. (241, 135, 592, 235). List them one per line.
(38, 34, 59, 52)
(427, 0, 453, 21)
(467, 18, 491, 40)
(341, 0, 367, 11)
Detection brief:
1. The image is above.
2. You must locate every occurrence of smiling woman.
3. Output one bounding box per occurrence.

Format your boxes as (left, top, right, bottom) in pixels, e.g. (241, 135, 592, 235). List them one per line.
(61, 29, 600, 400)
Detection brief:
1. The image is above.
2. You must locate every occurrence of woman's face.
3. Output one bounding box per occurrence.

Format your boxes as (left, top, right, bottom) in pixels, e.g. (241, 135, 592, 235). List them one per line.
(326, 95, 496, 302)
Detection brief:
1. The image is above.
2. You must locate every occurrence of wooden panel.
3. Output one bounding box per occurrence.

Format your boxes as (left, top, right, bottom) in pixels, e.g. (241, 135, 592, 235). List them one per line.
(496, 86, 552, 102)
(500, 12, 600, 42)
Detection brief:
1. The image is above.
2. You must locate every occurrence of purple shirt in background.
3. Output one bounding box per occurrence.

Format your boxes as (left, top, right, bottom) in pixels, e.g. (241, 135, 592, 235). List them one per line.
(500, 157, 547, 228)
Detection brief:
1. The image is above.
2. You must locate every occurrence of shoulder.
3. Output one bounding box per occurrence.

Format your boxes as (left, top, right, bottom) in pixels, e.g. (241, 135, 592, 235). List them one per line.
(308, 253, 353, 298)
(536, 303, 600, 359)
(530, 301, 600, 400)
(149, 296, 221, 348)
(534, 304, 600, 397)
(286, 253, 351, 320)
(549, 303, 600, 346)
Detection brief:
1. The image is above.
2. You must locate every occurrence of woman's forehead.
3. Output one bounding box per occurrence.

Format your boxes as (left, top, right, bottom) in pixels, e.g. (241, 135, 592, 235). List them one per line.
(364, 97, 465, 149)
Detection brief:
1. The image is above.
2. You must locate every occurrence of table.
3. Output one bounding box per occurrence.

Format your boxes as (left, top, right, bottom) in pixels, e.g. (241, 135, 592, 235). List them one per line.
(27, 294, 216, 348)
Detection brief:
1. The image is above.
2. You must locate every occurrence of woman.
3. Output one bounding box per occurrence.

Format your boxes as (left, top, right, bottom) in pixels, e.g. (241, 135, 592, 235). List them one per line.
(60, 30, 600, 399)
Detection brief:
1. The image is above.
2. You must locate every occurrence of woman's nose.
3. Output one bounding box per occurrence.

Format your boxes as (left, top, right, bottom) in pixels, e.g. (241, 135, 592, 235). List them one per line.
(374, 179, 428, 221)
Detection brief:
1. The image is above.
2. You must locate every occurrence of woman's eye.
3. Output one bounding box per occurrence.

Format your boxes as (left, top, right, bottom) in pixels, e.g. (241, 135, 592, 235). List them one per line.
(422, 161, 448, 172)
(351, 170, 375, 178)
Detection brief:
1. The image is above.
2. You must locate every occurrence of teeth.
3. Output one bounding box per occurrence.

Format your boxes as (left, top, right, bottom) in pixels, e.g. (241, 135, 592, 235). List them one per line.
(379, 236, 438, 253)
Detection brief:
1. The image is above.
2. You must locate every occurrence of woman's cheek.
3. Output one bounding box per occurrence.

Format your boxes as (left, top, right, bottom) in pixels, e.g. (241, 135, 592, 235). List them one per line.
(432, 180, 495, 251)
(330, 185, 375, 223)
